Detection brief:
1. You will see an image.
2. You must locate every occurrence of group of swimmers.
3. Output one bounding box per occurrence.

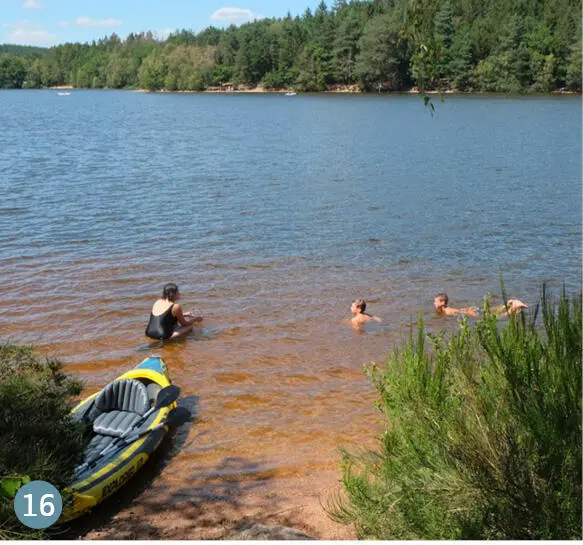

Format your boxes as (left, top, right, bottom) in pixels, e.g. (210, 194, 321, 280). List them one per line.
(349, 293, 528, 328)
(145, 282, 529, 341)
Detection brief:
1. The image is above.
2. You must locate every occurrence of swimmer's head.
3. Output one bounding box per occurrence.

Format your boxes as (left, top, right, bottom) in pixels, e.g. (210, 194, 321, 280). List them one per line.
(434, 293, 448, 311)
(351, 299, 366, 315)
(162, 282, 180, 302)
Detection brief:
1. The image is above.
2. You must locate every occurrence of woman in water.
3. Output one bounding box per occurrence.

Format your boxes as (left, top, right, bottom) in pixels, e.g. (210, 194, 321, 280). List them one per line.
(145, 283, 203, 340)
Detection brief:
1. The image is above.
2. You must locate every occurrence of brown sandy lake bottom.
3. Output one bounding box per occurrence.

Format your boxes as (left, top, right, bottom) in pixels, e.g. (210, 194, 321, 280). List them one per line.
(2, 257, 575, 539)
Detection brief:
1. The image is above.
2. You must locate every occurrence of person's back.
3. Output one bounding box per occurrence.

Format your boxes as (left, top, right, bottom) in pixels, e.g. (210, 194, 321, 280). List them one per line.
(146, 299, 177, 340)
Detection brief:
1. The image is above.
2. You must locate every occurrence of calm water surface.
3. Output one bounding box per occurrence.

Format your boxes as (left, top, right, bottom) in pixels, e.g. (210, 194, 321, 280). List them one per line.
(0, 90, 581, 534)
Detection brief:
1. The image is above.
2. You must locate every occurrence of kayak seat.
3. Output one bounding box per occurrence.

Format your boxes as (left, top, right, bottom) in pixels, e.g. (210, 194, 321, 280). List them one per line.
(146, 382, 162, 405)
(91, 378, 150, 438)
(93, 410, 142, 437)
(84, 433, 116, 462)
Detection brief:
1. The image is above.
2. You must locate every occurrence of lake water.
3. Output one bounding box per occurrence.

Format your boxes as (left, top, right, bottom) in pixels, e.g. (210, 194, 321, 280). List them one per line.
(0, 90, 581, 537)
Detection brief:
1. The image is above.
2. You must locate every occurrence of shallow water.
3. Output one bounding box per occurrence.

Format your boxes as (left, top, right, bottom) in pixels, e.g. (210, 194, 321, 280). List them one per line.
(1, 90, 581, 534)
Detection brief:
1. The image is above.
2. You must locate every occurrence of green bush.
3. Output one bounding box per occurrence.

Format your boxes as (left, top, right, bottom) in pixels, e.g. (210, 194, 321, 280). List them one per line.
(0, 345, 86, 539)
(330, 288, 582, 539)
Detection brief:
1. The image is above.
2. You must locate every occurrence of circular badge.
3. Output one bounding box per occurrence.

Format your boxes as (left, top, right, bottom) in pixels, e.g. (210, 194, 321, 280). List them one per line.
(13, 480, 63, 529)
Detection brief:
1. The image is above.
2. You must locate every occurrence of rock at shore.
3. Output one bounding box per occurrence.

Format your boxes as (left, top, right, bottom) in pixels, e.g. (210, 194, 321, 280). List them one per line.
(229, 523, 316, 540)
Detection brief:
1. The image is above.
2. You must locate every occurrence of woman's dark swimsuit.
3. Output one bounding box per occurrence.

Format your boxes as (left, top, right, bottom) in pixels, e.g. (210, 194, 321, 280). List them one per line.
(145, 304, 178, 340)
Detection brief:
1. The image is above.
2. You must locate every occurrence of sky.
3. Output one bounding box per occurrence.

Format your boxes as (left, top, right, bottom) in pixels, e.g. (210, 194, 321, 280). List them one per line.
(0, 0, 323, 47)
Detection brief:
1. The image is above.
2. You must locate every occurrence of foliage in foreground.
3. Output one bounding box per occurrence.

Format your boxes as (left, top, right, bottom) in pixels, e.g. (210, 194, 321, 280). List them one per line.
(330, 288, 582, 539)
(0, 345, 86, 539)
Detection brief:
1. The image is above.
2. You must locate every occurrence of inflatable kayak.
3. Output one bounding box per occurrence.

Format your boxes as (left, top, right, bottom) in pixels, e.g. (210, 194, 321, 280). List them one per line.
(59, 355, 189, 522)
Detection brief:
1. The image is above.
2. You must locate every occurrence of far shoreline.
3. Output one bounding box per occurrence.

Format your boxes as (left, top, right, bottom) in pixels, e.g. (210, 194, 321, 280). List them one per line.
(39, 84, 581, 97)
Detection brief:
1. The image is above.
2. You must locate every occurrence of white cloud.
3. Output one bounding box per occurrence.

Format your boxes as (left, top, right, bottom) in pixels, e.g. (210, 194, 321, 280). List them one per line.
(154, 27, 174, 40)
(75, 16, 122, 28)
(3, 19, 40, 29)
(4, 22, 57, 46)
(210, 7, 264, 26)
(57, 20, 69, 27)
(23, 0, 42, 9)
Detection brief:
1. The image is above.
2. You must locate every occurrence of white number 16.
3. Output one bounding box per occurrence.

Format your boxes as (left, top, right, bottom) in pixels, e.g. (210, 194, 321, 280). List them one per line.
(23, 493, 55, 517)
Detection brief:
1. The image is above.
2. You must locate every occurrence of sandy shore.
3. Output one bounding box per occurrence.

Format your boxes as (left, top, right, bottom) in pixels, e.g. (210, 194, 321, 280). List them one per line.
(33, 83, 579, 95)
(62, 435, 358, 540)
(135, 84, 361, 94)
(136, 85, 580, 95)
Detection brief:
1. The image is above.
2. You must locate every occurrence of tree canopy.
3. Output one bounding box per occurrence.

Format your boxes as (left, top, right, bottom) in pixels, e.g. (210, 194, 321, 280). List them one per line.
(0, 0, 580, 92)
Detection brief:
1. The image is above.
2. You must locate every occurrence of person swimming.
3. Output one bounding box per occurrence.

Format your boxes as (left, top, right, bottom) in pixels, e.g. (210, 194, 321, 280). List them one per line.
(145, 283, 203, 340)
(433, 292, 527, 318)
(350, 298, 382, 327)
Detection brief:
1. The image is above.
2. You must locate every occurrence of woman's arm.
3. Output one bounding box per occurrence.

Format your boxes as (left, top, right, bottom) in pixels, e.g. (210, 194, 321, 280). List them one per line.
(173, 304, 203, 326)
(450, 307, 478, 317)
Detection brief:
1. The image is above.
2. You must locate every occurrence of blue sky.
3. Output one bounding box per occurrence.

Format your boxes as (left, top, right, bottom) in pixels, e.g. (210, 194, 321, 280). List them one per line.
(1, 0, 323, 47)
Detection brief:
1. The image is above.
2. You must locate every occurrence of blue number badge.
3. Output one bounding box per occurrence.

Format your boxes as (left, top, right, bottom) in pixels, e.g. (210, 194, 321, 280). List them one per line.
(14, 480, 63, 529)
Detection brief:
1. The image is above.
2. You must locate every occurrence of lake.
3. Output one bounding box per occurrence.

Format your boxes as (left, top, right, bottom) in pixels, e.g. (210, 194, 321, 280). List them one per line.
(0, 90, 581, 537)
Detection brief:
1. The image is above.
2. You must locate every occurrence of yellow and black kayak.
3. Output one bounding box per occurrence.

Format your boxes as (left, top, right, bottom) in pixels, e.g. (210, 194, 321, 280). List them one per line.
(59, 355, 188, 522)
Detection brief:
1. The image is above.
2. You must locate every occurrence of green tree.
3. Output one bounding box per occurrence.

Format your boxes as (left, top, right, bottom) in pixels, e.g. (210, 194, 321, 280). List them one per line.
(40, 59, 61, 87)
(355, 13, 410, 91)
(566, 41, 582, 91)
(166, 29, 197, 46)
(234, 23, 274, 85)
(24, 59, 42, 88)
(0, 55, 26, 88)
(433, 0, 454, 84)
(449, 23, 473, 90)
(514, 44, 533, 90)
(106, 53, 135, 88)
(332, 6, 364, 83)
(276, 15, 305, 85)
(210, 64, 233, 86)
(196, 26, 222, 46)
(217, 25, 239, 67)
(531, 52, 557, 92)
(139, 53, 167, 90)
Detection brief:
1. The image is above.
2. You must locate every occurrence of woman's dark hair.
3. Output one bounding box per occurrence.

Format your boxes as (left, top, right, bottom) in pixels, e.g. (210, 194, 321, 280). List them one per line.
(354, 298, 366, 312)
(162, 283, 179, 301)
(436, 292, 449, 305)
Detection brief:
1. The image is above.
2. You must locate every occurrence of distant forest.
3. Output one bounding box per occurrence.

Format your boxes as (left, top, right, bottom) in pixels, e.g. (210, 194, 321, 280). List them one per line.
(0, 0, 581, 92)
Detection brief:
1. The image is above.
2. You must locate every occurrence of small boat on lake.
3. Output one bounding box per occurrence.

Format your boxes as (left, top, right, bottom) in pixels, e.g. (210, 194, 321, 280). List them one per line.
(285, 92, 297, 96)
(57, 92, 71, 96)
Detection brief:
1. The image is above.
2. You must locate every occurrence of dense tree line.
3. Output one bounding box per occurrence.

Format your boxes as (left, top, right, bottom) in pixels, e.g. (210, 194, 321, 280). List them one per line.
(0, 0, 581, 92)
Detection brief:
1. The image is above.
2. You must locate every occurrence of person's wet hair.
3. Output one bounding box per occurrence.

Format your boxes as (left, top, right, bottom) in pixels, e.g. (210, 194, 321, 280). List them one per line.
(354, 298, 366, 312)
(162, 283, 179, 301)
(436, 293, 449, 305)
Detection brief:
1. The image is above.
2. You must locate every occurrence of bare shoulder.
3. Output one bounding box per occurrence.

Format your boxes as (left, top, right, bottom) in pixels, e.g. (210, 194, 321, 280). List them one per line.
(152, 299, 171, 314)
(351, 315, 368, 325)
